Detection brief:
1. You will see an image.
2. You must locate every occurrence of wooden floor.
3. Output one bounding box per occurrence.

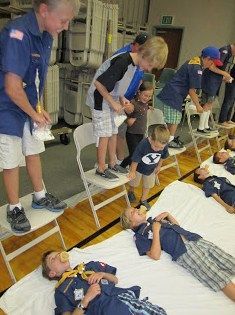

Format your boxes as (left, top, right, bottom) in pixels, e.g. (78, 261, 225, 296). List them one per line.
(0, 138, 224, 298)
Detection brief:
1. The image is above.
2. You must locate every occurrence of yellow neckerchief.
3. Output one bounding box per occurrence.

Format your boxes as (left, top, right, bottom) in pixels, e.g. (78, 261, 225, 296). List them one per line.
(188, 56, 201, 65)
(55, 263, 95, 288)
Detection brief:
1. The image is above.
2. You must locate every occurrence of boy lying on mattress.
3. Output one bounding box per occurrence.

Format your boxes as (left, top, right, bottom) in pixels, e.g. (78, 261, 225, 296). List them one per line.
(194, 166, 235, 214)
(41, 250, 167, 315)
(120, 207, 235, 301)
(212, 151, 235, 175)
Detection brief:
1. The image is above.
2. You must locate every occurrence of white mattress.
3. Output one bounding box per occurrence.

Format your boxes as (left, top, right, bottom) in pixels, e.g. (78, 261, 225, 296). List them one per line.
(201, 150, 235, 185)
(0, 181, 234, 315)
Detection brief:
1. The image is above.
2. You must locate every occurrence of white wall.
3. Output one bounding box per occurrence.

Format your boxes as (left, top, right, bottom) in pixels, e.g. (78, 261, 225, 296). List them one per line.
(148, 0, 235, 66)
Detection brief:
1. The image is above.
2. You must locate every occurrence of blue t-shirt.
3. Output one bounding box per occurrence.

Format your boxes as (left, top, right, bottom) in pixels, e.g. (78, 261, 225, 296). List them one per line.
(133, 217, 201, 261)
(201, 45, 233, 96)
(0, 10, 52, 137)
(202, 176, 235, 206)
(113, 44, 144, 100)
(157, 56, 203, 112)
(131, 138, 169, 175)
(54, 261, 140, 315)
(224, 157, 235, 175)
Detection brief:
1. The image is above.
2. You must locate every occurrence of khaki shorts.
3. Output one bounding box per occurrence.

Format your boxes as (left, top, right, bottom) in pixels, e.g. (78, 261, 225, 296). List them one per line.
(0, 120, 45, 169)
(129, 171, 155, 189)
(92, 109, 118, 147)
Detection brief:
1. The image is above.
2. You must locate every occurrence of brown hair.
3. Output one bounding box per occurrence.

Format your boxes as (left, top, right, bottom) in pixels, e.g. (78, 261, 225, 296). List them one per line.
(193, 168, 205, 184)
(150, 124, 170, 144)
(138, 36, 168, 70)
(213, 152, 223, 164)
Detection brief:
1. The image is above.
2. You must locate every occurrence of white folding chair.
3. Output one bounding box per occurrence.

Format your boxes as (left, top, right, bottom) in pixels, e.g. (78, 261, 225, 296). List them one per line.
(0, 162, 66, 283)
(185, 102, 219, 164)
(73, 123, 130, 228)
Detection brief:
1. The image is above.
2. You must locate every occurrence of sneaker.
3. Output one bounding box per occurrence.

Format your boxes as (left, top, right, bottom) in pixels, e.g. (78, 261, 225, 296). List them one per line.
(174, 136, 184, 146)
(95, 169, 119, 181)
(128, 191, 136, 202)
(168, 139, 183, 149)
(7, 206, 31, 233)
(196, 128, 209, 134)
(139, 200, 151, 211)
(205, 127, 218, 133)
(108, 164, 128, 174)
(32, 193, 67, 212)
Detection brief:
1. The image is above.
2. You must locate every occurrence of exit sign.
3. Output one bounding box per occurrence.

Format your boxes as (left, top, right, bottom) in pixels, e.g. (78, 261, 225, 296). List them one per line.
(161, 15, 174, 25)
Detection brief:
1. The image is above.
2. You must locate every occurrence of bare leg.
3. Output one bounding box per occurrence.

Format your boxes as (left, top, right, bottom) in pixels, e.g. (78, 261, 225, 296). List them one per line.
(116, 135, 125, 161)
(25, 154, 44, 192)
(3, 167, 20, 204)
(222, 282, 235, 301)
(97, 137, 109, 172)
(167, 123, 178, 137)
(141, 187, 150, 201)
(108, 134, 117, 167)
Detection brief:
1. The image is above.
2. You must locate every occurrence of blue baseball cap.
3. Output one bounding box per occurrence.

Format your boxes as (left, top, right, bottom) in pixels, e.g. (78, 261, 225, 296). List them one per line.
(201, 46, 223, 66)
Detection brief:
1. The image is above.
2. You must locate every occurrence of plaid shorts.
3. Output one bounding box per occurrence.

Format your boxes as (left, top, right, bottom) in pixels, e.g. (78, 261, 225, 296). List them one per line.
(118, 290, 167, 315)
(162, 103, 182, 124)
(176, 238, 235, 291)
(92, 109, 118, 146)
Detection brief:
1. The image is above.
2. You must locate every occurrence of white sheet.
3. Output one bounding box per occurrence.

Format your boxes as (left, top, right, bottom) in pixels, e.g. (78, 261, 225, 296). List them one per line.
(201, 150, 235, 185)
(0, 181, 234, 315)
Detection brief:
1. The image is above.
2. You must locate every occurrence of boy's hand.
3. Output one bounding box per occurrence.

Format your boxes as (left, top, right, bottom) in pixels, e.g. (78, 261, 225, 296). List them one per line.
(112, 101, 123, 114)
(83, 283, 101, 306)
(87, 272, 105, 284)
(155, 167, 161, 175)
(154, 212, 169, 222)
(128, 171, 136, 180)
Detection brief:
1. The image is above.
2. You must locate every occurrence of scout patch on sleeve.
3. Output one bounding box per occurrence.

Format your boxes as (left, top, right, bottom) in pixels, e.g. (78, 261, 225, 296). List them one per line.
(197, 70, 202, 75)
(9, 29, 24, 41)
(188, 56, 201, 65)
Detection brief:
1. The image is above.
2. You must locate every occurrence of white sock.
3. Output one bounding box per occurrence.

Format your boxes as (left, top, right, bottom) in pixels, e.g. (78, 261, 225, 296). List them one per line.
(169, 135, 174, 142)
(204, 111, 210, 129)
(9, 203, 22, 211)
(198, 111, 207, 130)
(34, 189, 46, 201)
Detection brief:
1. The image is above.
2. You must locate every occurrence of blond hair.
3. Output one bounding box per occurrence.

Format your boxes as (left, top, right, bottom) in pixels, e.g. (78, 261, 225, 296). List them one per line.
(120, 208, 132, 229)
(150, 124, 170, 143)
(138, 36, 168, 70)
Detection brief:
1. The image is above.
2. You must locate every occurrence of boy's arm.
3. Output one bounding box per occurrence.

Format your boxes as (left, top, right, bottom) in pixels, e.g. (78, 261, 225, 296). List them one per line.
(209, 64, 232, 82)
(188, 88, 203, 113)
(155, 159, 163, 174)
(211, 193, 235, 213)
(154, 212, 180, 225)
(94, 80, 123, 113)
(87, 272, 118, 285)
(146, 222, 162, 260)
(128, 162, 138, 179)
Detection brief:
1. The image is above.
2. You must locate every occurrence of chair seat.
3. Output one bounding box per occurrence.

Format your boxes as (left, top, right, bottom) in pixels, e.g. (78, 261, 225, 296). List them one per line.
(193, 130, 219, 139)
(0, 193, 63, 237)
(84, 168, 130, 189)
(215, 123, 235, 130)
(168, 147, 186, 156)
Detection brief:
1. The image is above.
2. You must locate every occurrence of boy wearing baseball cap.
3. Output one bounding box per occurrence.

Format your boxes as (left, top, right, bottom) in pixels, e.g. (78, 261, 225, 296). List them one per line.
(156, 46, 229, 149)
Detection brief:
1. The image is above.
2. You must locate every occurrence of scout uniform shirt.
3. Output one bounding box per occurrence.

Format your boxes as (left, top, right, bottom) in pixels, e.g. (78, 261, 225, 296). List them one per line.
(133, 217, 201, 261)
(0, 10, 52, 137)
(202, 176, 235, 206)
(224, 156, 235, 175)
(157, 56, 203, 112)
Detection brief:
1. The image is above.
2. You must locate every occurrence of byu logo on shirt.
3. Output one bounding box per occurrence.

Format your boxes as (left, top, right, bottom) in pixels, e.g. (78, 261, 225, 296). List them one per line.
(74, 288, 84, 301)
(142, 153, 161, 165)
(213, 181, 221, 190)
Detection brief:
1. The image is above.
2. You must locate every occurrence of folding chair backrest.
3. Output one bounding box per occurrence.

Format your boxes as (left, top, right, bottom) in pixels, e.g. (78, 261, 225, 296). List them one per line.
(73, 123, 95, 157)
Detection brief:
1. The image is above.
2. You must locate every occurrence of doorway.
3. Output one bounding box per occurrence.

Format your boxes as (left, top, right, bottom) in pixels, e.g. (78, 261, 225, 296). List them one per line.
(153, 27, 183, 80)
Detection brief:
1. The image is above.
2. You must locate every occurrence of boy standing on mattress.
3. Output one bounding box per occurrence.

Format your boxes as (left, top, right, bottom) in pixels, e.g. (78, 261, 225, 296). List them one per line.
(120, 208, 235, 301)
(41, 250, 167, 315)
(194, 166, 235, 213)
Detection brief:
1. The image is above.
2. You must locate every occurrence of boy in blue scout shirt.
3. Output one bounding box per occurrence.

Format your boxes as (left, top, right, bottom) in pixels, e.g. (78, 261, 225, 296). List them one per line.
(41, 250, 167, 315)
(127, 124, 170, 210)
(194, 166, 235, 214)
(213, 151, 235, 175)
(156, 46, 225, 149)
(0, 0, 76, 233)
(120, 208, 235, 301)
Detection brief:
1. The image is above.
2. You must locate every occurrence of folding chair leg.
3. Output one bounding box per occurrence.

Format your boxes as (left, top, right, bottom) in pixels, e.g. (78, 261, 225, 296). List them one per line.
(123, 185, 131, 208)
(208, 139, 213, 155)
(0, 240, 16, 283)
(192, 136, 202, 164)
(174, 156, 181, 177)
(83, 180, 101, 229)
(55, 219, 67, 250)
(155, 176, 160, 185)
